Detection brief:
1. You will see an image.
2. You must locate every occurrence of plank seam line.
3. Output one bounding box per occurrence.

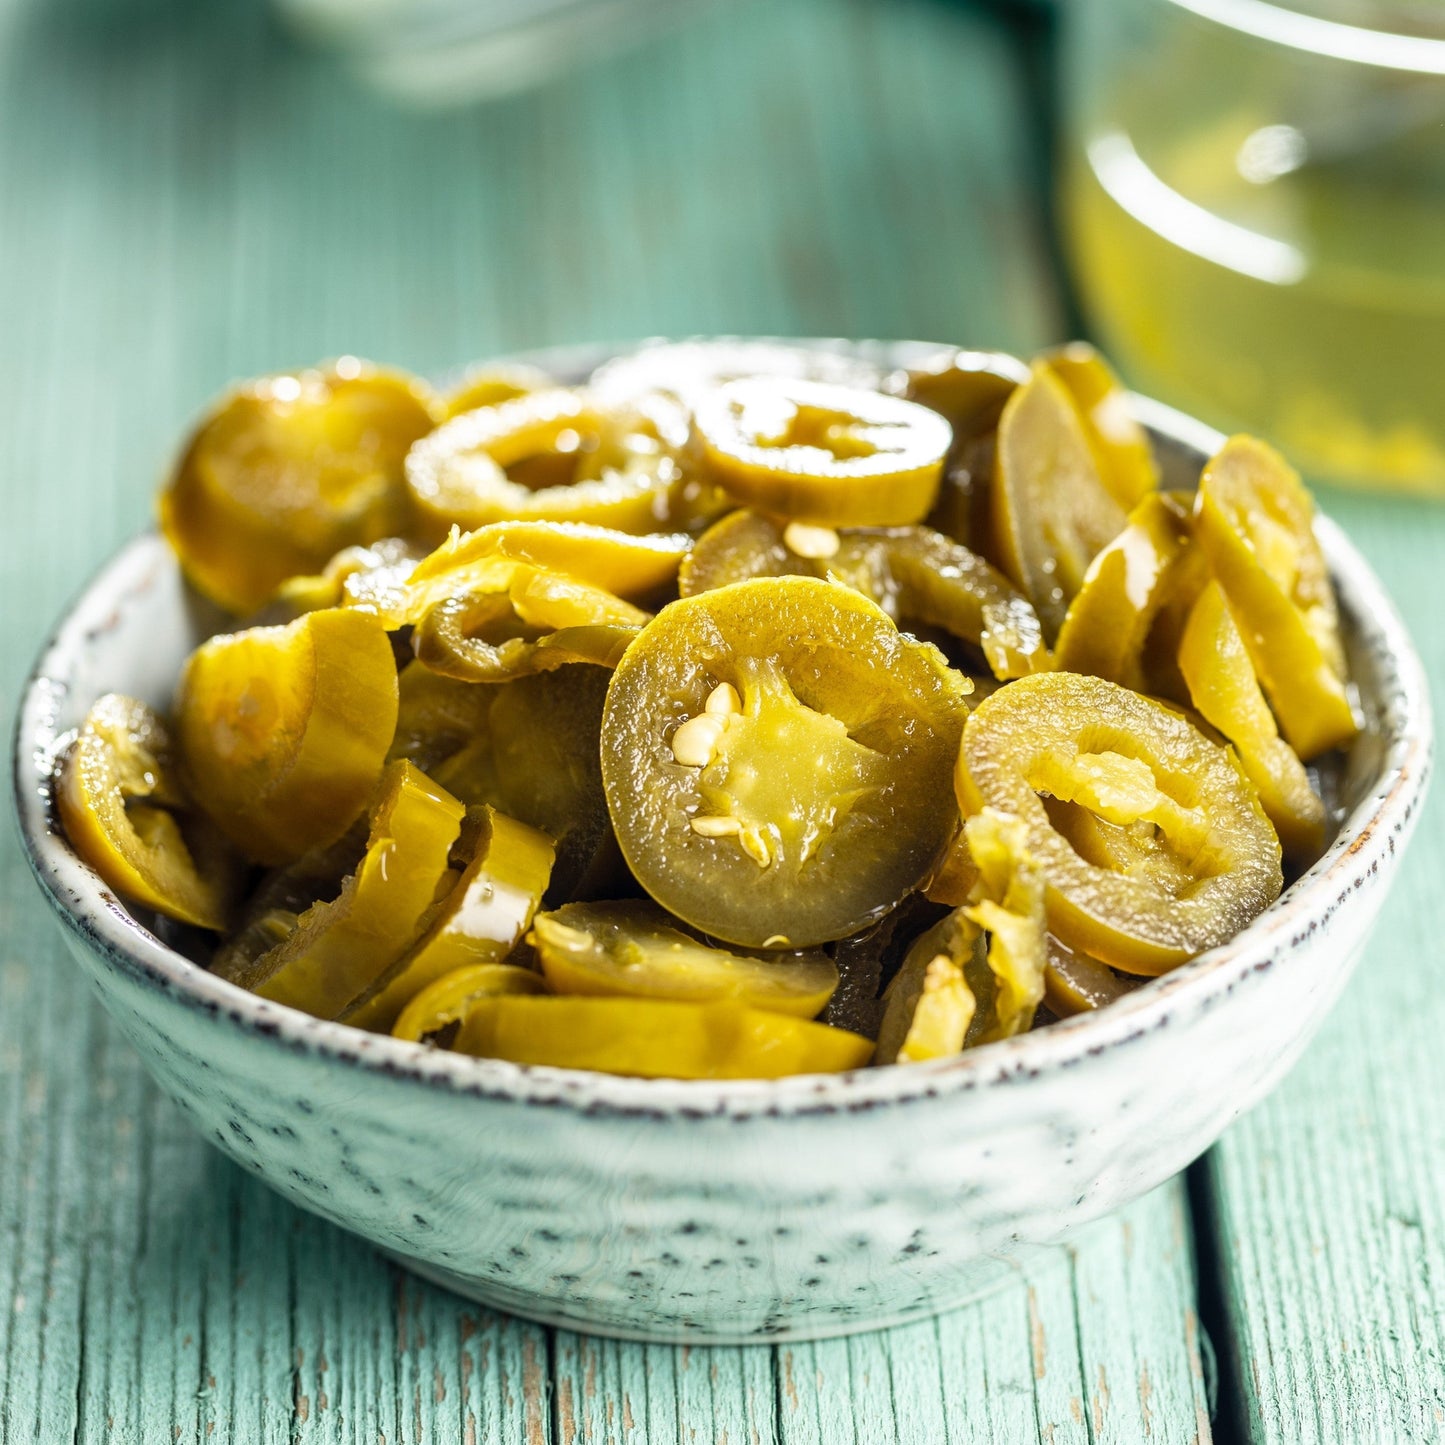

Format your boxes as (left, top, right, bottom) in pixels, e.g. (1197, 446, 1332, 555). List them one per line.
(771, 1342, 787, 1445)
(194, 1254, 209, 1445)
(68, 1255, 88, 1445)
(930, 1310, 956, 1445)
(1065, 1248, 1099, 1445)
(543, 1322, 559, 1445)
(1187, 1158, 1246, 1445)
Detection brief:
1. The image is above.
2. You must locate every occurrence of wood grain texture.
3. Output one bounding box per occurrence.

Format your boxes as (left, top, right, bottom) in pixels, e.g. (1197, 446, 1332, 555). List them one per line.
(1199, 490, 1445, 1445)
(0, 0, 1260, 1440)
(775, 1183, 1209, 1445)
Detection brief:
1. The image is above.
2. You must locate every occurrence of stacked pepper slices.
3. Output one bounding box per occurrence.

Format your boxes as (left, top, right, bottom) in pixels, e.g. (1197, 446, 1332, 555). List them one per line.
(57, 340, 1359, 1078)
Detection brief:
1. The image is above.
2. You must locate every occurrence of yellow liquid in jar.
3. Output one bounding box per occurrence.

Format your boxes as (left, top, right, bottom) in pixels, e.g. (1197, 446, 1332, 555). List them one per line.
(1065, 115, 1445, 494)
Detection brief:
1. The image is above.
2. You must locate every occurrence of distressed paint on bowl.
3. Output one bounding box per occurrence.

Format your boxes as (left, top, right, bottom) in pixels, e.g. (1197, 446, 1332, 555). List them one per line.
(11, 342, 1432, 1343)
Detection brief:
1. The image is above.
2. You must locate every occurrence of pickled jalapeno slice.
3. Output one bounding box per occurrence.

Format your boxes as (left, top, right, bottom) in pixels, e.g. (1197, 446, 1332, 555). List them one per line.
(404, 387, 694, 541)
(214, 761, 465, 1017)
(875, 951, 976, 1065)
(160, 363, 438, 615)
(601, 576, 971, 949)
(1179, 581, 1326, 861)
(956, 672, 1282, 974)
(210, 824, 366, 979)
(443, 361, 553, 419)
(1053, 492, 1193, 689)
(530, 899, 838, 1017)
(452, 996, 873, 1079)
(352, 520, 690, 628)
(957, 809, 1048, 1041)
(888, 347, 1028, 438)
(872, 527, 1050, 680)
(588, 339, 882, 414)
(269, 537, 421, 618)
(345, 805, 556, 1032)
(417, 520, 688, 599)
(1194, 436, 1356, 760)
(388, 661, 496, 772)
(392, 963, 549, 1045)
(676, 508, 795, 595)
(874, 912, 980, 1066)
(993, 364, 1131, 641)
(882, 809, 1048, 1060)
(176, 607, 399, 865)
(411, 568, 647, 683)
(1042, 935, 1138, 1018)
(429, 667, 619, 904)
(1042, 343, 1159, 510)
(694, 378, 951, 527)
(59, 694, 238, 931)
(680, 513, 1048, 681)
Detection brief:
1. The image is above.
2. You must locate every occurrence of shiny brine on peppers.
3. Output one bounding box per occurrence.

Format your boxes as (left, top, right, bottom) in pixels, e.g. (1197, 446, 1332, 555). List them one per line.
(161, 363, 438, 615)
(600, 575, 971, 949)
(956, 673, 1283, 974)
(59, 694, 238, 931)
(176, 607, 398, 866)
(56, 337, 1364, 1081)
(694, 377, 951, 527)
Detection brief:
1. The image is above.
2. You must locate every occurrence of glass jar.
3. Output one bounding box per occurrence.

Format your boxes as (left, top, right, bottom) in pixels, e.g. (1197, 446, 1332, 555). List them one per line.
(1061, 0, 1445, 493)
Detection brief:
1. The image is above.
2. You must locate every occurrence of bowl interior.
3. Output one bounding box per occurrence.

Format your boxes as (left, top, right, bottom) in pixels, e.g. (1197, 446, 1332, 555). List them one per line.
(11, 339, 1432, 1113)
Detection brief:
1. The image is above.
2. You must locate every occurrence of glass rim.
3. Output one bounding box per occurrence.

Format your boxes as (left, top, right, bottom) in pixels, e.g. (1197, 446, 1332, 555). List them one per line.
(1164, 0, 1445, 73)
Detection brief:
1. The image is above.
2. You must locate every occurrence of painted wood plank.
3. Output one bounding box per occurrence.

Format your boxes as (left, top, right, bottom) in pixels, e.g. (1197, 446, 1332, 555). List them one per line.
(551, 1333, 778, 1445)
(774, 1181, 1209, 1445)
(1200, 492, 1445, 1445)
(0, 0, 1226, 1441)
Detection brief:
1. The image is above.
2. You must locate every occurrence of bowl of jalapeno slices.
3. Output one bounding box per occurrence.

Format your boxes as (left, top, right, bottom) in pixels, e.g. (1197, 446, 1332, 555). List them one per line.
(15, 338, 1430, 1342)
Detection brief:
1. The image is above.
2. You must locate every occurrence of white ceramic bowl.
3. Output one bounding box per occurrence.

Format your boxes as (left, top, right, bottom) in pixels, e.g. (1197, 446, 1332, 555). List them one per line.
(12, 341, 1432, 1343)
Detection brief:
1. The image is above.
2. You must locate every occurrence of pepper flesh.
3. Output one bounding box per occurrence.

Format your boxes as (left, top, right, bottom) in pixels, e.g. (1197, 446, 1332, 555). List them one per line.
(695, 378, 950, 527)
(1053, 492, 1193, 689)
(176, 607, 398, 866)
(404, 387, 695, 542)
(1179, 581, 1326, 861)
(58, 694, 236, 931)
(531, 900, 838, 1018)
(270, 538, 420, 619)
(443, 362, 552, 419)
(428, 666, 618, 904)
(1043, 343, 1159, 509)
(392, 963, 548, 1044)
(875, 952, 976, 1065)
(680, 512, 1048, 681)
(958, 808, 1049, 1041)
(160, 364, 437, 614)
(874, 912, 981, 1065)
(411, 568, 647, 683)
(215, 761, 465, 1017)
(350, 520, 689, 629)
(452, 996, 873, 1079)
(891, 348, 1027, 439)
(1043, 936, 1137, 1017)
(992, 364, 1130, 641)
(601, 576, 972, 948)
(956, 672, 1282, 973)
(1194, 436, 1356, 760)
(345, 805, 556, 1032)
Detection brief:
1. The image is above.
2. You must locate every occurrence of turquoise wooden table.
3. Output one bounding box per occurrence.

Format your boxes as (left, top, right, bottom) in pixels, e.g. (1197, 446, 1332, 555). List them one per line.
(1, 0, 1441, 1440)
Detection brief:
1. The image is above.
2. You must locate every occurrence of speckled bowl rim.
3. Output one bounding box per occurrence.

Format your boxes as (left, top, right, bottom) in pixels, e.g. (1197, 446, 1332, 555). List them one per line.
(11, 338, 1434, 1121)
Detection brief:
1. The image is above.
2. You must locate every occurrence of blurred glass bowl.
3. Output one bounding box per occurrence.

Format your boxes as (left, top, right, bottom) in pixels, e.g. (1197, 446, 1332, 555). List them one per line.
(275, 0, 721, 104)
